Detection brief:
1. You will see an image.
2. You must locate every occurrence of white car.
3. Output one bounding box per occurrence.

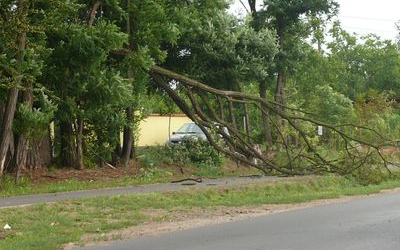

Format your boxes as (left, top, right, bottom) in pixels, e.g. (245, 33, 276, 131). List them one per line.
(167, 122, 207, 144)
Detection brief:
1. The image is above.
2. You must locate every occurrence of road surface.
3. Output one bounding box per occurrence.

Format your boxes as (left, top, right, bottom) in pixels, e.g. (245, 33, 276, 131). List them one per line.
(76, 190, 400, 250)
(0, 176, 280, 208)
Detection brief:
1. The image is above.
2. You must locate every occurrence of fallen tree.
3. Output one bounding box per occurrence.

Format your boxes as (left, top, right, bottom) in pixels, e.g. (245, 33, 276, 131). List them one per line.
(151, 66, 399, 177)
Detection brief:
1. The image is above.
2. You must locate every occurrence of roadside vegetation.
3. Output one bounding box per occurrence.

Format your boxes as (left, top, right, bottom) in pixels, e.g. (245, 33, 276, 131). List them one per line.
(1, 1, 400, 248)
(1, 175, 400, 250)
(1, 0, 400, 185)
(0, 164, 260, 197)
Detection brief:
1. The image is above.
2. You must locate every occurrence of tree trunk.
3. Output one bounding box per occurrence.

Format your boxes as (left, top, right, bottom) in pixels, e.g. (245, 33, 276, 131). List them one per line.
(60, 121, 77, 168)
(75, 118, 84, 169)
(248, 0, 256, 14)
(0, 102, 5, 129)
(120, 0, 135, 167)
(228, 100, 237, 130)
(15, 81, 33, 179)
(275, 31, 286, 114)
(88, 0, 101, 26)
(0, 0, 27, 178)
(243, 102, 251, 139)
(36, 129, 52, 167)
(259, 81, 273, 149)
(276, 70, 285, 112)
(121, 107, 133, 167)
(112, 136, 122, 166)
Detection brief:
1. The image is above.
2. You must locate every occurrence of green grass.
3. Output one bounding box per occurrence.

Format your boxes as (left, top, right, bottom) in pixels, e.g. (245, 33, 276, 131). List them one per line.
(0, 165, 262, 197)
(1, 175, 400, 250)
(0, 169, 175, 197)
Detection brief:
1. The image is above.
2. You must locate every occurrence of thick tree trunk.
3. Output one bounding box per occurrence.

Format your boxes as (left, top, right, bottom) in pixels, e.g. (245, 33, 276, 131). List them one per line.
(60, 121, 78, 168)
(248, 0, 256, 13)
(37, 128, 52, 166)
(15, 136, 29, 182)
(26, 140, 41, 168)
(0, 0, 27, 178)
(15, 82, 33, 176)
(259, 81, 273, 149)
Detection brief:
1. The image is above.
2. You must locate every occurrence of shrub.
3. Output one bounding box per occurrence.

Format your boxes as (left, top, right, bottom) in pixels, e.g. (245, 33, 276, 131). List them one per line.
(137, 139, 223, 170)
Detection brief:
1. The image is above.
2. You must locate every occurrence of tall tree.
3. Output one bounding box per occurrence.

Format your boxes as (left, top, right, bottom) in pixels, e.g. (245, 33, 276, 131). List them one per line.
(0, 0, 28, 177)
(253, 0, 338, 112)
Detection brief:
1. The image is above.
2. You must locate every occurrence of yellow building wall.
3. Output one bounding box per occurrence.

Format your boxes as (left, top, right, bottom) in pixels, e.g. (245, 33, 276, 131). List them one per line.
(137, 114, 192, 146)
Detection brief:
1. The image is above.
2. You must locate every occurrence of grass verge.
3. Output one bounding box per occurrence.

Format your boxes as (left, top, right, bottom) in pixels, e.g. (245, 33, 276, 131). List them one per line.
(0, 165, 262, 197)
(1, 175, 400, 250)
(0, 170, 172, 197)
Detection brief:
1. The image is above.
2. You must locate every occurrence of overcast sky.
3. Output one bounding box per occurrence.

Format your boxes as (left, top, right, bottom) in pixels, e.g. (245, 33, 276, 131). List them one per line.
(229, 0, 400, 41)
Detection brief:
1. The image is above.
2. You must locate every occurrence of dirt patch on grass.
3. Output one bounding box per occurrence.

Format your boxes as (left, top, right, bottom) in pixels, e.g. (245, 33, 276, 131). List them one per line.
(20, 164, 197, 184)
(25, 166, 139, 183)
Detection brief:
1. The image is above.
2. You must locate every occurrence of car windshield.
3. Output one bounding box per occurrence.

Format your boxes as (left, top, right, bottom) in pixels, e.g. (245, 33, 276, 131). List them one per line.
(176, 123, 203, 134)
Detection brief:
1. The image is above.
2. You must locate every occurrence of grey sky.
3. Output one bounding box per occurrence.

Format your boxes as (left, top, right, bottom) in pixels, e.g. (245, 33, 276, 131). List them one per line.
(229, 0, 400, 41)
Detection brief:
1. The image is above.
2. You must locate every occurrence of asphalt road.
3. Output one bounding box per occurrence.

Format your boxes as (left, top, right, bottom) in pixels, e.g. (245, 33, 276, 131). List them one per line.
(0, 176, 279, 208)
(76, 191, 400, 250)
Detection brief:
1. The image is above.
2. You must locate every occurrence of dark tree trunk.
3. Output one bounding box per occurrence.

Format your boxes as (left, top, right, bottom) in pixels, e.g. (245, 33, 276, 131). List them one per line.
(60, 121, 78, 168)
(259, 81, 273, 149)
(112, 136, 122, 166)
(121, 107, 133, 167)
(248, 0, 256, 13)
(0, 0, 27, 177)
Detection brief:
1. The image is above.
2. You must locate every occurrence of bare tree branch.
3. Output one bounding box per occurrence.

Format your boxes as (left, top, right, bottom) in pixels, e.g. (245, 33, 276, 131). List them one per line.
(238, 0, 250, 14)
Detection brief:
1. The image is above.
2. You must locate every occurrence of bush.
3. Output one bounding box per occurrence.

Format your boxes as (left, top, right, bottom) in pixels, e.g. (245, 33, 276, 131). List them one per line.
(178, 138, 223, 167)
(137, 139, 223, 170)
